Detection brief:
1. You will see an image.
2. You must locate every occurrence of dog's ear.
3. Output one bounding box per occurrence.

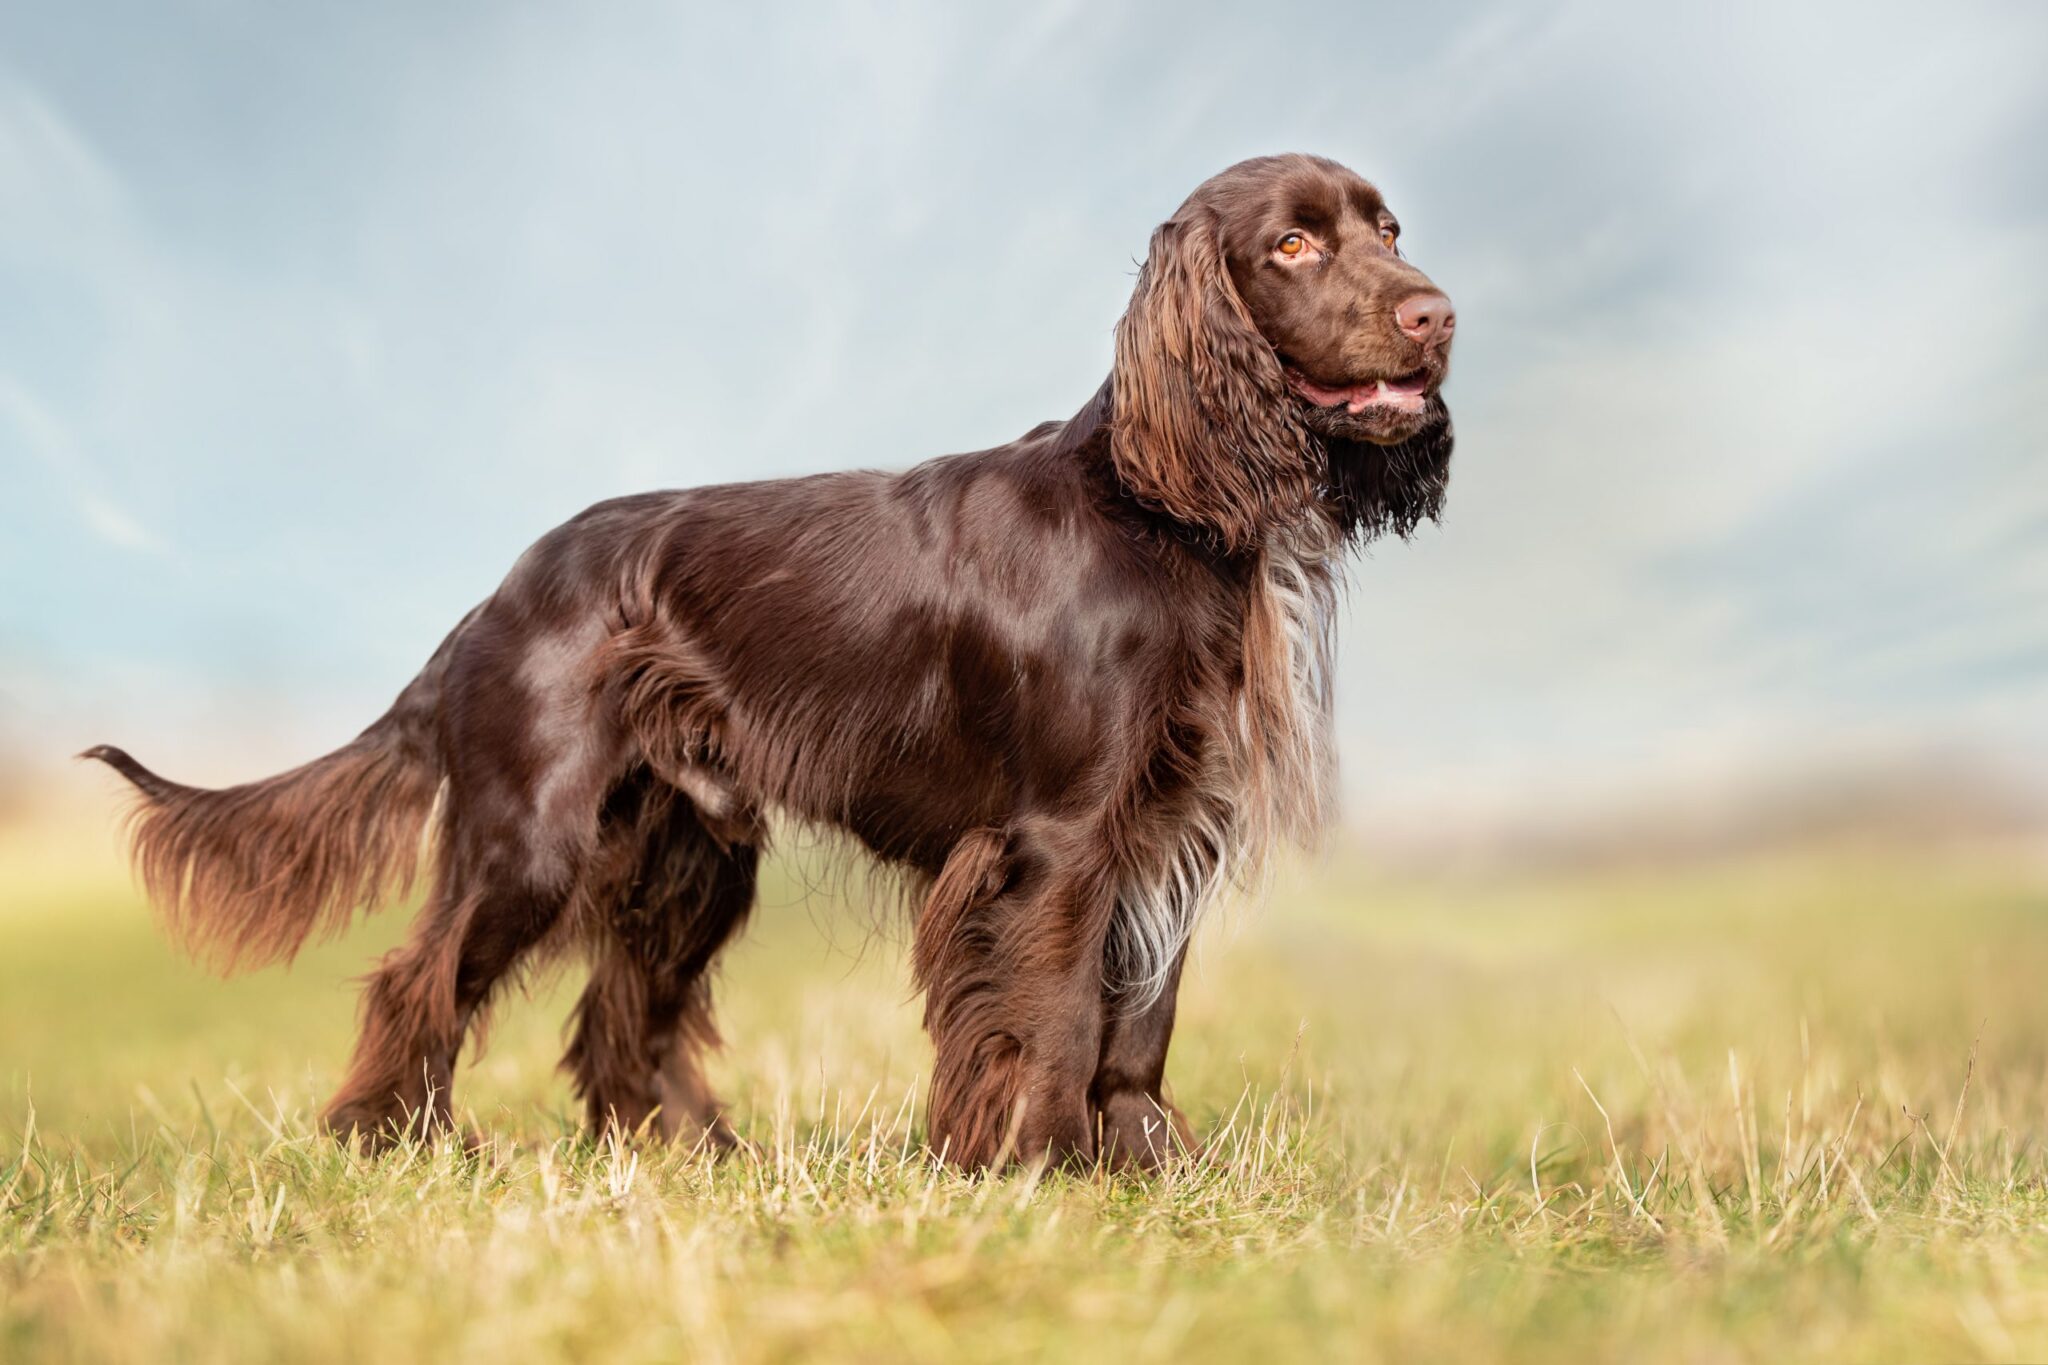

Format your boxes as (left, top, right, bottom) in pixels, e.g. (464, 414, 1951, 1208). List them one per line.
(1111, 207, 1318, 552)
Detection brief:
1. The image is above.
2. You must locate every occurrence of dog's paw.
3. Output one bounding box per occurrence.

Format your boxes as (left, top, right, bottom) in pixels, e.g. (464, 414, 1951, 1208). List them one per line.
(1095, 1090, 1198, 1172)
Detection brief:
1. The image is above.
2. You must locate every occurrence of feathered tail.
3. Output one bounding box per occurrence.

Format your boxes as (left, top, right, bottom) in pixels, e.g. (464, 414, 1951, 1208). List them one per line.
(82, 634, 457, 973)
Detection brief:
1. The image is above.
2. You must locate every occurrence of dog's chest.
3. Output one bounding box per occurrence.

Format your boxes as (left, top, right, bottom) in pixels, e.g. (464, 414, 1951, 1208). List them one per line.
(1235, 524, 1340, 846)
(1104, 524, 1340, 1005)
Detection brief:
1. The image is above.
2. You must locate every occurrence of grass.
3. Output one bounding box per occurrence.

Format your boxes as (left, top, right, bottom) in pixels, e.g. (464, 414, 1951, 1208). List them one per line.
(5, 815, 2048, 1362)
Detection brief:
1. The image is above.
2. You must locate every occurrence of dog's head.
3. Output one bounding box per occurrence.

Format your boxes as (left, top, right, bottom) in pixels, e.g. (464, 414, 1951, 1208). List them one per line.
(1112, 154, 1454, 549)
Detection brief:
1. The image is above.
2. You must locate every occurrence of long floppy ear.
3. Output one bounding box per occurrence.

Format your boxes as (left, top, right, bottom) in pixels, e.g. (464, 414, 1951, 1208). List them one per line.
(1111, 207, 1318, 552)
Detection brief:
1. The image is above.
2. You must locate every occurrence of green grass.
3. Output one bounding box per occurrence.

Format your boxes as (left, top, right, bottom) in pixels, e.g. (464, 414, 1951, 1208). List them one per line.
(5, 819, 2048, 1363)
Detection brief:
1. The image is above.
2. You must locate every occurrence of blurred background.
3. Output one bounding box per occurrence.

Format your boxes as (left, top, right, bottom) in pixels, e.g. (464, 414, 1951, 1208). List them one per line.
(3, 1, 2045, 858)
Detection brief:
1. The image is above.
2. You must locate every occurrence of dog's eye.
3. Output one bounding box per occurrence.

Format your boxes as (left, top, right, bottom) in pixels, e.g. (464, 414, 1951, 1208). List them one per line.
(1277, 233, 1307, 257)
(1380, 227, 1399, 249)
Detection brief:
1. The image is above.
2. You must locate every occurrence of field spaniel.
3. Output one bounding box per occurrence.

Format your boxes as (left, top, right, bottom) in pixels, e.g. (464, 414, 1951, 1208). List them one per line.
(87, 153, 1455, 1169)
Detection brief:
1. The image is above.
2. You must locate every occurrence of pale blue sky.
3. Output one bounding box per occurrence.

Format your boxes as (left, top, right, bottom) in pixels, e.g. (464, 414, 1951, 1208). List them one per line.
(2, 1, 2043, 823)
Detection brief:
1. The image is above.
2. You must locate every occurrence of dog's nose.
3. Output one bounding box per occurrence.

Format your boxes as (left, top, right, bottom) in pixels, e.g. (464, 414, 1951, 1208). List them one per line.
(1395, 292, 1455, 348)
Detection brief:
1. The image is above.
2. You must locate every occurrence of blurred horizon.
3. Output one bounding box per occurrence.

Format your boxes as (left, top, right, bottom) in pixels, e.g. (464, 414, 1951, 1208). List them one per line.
(3, 1, 2044, 841)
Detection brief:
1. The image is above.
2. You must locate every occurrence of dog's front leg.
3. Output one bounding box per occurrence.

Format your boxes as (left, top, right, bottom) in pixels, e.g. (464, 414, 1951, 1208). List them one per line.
(1007, 874, 1113, 1168)
(917, 824, 1114, 1170)
(1091, 945, 1198, 1170)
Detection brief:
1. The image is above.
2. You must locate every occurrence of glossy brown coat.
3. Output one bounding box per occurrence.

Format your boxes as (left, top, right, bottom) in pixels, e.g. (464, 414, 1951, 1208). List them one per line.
(87, 154, 1455, 1169)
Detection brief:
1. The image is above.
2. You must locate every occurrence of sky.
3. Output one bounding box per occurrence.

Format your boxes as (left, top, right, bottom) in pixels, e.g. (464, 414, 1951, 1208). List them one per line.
(2, 0, 2044, 829)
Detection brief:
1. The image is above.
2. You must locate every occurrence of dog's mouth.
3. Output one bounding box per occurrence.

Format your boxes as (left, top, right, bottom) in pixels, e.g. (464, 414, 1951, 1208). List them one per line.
(1283, 366, 1434, 415)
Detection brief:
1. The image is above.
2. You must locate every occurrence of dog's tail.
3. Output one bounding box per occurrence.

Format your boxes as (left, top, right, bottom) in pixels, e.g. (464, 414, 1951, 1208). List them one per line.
(81, 624, 465, 973)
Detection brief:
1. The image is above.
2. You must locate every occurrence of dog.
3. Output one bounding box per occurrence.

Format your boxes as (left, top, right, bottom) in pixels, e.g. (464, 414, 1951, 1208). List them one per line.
(87, 153, 1455, 1169)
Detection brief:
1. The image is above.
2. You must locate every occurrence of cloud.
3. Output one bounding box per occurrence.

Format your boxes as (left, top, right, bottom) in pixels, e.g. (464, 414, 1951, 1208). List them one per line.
(0, 75, 123, 239)
(76, 493, 163, 553)
(0, 374, 167, 554)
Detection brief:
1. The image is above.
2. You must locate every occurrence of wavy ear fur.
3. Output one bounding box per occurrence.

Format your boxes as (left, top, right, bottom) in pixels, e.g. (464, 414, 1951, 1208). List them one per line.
(1111, 208, 1319, 552)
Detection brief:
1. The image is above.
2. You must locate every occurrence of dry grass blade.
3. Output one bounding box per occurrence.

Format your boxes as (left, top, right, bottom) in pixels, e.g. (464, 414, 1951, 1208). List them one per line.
(1574, 1067, 1665, 1234)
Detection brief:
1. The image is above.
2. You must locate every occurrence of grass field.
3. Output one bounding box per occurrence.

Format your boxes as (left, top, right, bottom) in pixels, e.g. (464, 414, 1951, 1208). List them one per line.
(5, 814, 2048, 1363)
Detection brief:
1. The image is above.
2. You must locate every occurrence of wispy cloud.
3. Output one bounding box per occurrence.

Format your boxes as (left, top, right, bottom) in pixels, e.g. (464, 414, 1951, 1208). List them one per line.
(0, 375, 167, 554)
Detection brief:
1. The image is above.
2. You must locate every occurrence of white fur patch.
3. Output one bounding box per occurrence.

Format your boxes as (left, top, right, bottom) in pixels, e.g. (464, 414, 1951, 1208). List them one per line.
(1106, 520, 1340, 1008)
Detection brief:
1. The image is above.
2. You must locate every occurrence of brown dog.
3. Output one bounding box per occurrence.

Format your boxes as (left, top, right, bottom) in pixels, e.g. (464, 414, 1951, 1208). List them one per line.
(87, 154, 1455, 1169)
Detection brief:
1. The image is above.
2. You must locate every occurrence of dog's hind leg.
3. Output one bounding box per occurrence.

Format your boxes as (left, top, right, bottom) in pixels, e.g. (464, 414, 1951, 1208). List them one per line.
(323, 613, 630, 1149)
(322, 825, 587, 1148)
(320, 869, 471, 1147)
(562, 775, 758, 1147)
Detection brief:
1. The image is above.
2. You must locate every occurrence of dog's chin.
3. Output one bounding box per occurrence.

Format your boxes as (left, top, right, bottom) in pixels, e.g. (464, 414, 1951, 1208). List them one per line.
(1295, 395, 1440, 446)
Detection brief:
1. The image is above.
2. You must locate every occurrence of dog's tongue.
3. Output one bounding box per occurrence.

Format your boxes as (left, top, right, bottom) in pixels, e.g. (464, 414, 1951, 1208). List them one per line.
(1289, 371, 1430, 414)
(1290, 374, 1385, 414)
